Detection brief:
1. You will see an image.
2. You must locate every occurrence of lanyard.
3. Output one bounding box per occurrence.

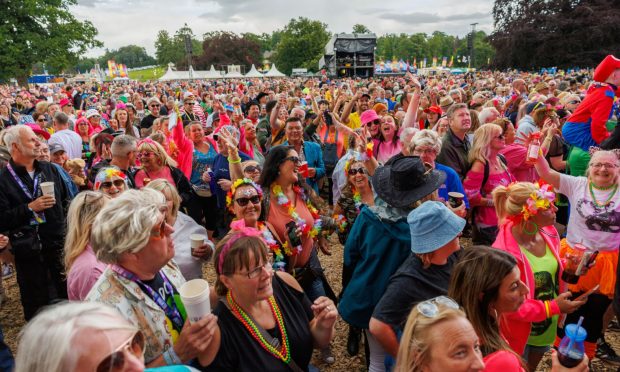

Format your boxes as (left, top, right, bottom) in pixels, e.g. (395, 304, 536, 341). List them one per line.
(7, 163, 46, 225)
(111, 265, 185, 331)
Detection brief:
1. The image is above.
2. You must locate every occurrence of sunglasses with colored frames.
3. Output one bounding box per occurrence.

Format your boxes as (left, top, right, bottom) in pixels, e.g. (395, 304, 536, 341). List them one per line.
(96, 331, 145, 372)
(235, 195, 261, 207)
(284, 156, 301, 165)
(348, 167, 366, 176)
(101, 179, 125, 189)
(244, 165, 262, 173)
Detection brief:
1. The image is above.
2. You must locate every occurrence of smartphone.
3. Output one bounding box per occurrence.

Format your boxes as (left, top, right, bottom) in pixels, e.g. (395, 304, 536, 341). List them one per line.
(286, 221, 302, 247)
(575, 284, 600, 302)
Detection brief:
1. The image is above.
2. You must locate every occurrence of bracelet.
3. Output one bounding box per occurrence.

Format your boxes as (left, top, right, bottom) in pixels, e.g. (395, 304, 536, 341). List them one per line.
(485, 198, 494, 207)
(544, 300, 551, 318)
(164, 347, 183, 365)
(228, 157, 241, 164)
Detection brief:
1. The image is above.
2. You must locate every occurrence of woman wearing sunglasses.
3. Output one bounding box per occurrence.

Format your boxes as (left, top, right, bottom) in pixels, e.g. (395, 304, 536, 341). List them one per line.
(87, 189, 218, 366)
(94, 167, 129, 198)
(463, 124, 515, 245)
(208, 232, 337, 371)
(14, 301, 200, 372)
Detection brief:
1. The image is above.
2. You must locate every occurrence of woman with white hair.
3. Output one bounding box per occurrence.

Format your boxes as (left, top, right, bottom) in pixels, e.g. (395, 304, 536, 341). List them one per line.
(410, 129, 469, 214)
(14, 301, 200, 372)
(86, 188, 219, 366)
(146, 179, 214, 280)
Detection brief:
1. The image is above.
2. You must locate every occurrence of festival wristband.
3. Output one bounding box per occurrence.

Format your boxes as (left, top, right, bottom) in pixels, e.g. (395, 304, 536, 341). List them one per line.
(544, 301, 551, 318)
(228, 157, 241, 164)
(485, 198, 494, 207)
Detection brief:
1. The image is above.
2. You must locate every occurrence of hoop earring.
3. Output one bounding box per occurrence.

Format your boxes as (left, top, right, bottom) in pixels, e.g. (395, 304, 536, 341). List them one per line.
(522, 220, 538, 235)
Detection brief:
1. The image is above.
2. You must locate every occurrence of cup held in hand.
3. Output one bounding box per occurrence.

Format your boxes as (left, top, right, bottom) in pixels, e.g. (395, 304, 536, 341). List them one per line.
(40, 182, 55, 196)
(448, 191, 464, 208)
(179, 279, 211, 323)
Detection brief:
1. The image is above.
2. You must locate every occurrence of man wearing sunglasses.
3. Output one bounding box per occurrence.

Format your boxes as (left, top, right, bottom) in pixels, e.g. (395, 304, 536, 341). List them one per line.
(140, 97, 162, 134)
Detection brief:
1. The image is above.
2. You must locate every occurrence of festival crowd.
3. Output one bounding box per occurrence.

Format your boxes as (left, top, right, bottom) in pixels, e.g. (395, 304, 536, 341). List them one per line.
(0, 54, 619, 372)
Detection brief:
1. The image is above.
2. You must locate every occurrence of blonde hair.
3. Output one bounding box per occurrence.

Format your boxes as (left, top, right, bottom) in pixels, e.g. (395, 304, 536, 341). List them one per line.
(138, 138, 177, 167)
(145, 179, 181, 219)
(394, 303, 467, 372)
(468, 124, 503, 164)
(64, 191, 110, 271)
(15, 302, 136, 372)
(90, 188, 166, 263)
(492, 182, 538, 224)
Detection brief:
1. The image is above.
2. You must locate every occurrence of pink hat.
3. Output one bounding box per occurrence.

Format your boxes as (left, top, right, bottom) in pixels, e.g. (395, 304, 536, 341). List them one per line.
(25, 123, 51, 140)
(59, 98, 71, 108)
(593, 55, 620, 83)
(360, 109, 380, 125)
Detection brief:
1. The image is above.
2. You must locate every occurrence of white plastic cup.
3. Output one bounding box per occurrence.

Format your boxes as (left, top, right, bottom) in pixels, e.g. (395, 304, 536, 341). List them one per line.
(40, 182, 55, 196)
(179, 279, 211, 323)
(190, 234, 205, 259)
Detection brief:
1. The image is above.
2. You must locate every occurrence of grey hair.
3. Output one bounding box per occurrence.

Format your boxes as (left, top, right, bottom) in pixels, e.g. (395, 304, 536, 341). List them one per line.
(91, 188, 166, 263)
(111, 134, 137, 158)
(411, 129, 442, 154)
(14, 301, 135, 372)
(4, 125, 32, 155)
(53, 112, 69, 126)
(399, 127, 419, 148)
(478, 107, 499, 124)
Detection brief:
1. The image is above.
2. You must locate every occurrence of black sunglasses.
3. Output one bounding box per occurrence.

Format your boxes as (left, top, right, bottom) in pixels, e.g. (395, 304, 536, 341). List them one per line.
(235, 195, 261, 207)
(348, 167, 366, 176)
(284, 156, 301, 165)
(244, 165, 262, 173)
(150, 104, 160, 108)
(101, 179, 125, 189)
(96, 331, 145, 372)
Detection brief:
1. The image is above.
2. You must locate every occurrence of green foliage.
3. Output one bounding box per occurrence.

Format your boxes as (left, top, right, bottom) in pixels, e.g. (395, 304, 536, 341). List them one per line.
(352, 24, 372, 34)
(96, 45, 156, 68)
(272, 17, 331, 75)
(154, 24, 203, 67)
(196, 31, 262, 70)
(376, 31, 494, 68)
(0, 0, 102, 84)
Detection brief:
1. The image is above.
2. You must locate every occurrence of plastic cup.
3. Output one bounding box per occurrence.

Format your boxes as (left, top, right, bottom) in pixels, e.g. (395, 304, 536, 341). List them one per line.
(448, 191, 464, 208)
(190, 234, 205, 259)
(179, 279, 211, 323)
(40, 182, 55, 196)
(298, 161, 309, 177)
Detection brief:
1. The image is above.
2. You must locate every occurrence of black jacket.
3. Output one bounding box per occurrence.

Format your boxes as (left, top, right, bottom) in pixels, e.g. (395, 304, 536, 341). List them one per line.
(0, 159, 70, 239)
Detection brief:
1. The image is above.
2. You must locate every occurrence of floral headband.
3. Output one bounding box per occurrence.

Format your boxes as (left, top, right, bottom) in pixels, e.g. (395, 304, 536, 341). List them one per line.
(588, 146, 620, 160)
(226, 178, 263, 208)
(507, 181, 555, 223)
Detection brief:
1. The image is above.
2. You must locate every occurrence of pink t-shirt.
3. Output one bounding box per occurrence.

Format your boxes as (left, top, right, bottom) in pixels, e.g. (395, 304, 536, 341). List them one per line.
(134, 166, 175, 188)
(67, 245, 107, 300)
(483, 350, 525, 371)
(373, 139, 402, 164)
(464, 168, 514, 227)
(500, 144, 537, 182)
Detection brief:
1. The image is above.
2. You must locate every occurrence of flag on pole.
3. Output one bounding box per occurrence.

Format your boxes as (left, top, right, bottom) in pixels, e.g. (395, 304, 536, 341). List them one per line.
(441, 57, 447, 67)
(432, 57, 438, 67)
(107, 60, 117, 78)
(448, 56, 454, 67)
(413, 57, 417, 69)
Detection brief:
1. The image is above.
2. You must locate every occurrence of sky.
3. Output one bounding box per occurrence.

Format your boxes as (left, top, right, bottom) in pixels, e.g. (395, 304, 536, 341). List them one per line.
(71, 0, 495, 58)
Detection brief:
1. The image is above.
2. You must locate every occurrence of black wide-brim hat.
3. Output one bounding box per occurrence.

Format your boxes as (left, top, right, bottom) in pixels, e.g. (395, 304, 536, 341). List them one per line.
(372, 156, 446, 208)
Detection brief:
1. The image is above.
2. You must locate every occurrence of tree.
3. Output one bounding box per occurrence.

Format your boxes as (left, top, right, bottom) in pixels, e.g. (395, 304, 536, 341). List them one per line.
(272, 17, 331, 75)
(195, 32, 262, 71)
(490, 0, 620, 69)
(96, 45, 156, 68)
(155, 30, 181, 65)
(352, 24, 372, 34)
(0, 0, 101, 84)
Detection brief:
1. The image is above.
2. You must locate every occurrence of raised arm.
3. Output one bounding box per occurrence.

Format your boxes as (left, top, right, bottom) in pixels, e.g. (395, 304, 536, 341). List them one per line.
(534, 151, 561, 189)
(341, 91, 360, 124)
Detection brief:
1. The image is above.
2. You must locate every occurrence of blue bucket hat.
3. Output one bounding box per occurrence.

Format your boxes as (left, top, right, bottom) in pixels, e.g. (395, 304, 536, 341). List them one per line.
(407, 201, 466, 254)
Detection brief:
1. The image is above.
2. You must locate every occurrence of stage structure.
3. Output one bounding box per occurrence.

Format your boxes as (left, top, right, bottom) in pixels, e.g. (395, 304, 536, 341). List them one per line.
(320, 33, 376, 78)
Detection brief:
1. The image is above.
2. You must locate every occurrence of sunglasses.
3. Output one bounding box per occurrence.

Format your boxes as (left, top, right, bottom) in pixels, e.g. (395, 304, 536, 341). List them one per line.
(150, 104, 160, 108)
(416, 296, 460, 318)
(150, 218, 167, 239)
(568, 100, 581, 105)
(37, 118, 46, 122)
(138, 152, 155, 158)
(495, 134, 505, 140)
(96, 331, 145, 372)
(284, 156, 301, 165)
(185, 102, 195, 105)
(348, 167, 366, 176)
(244, 165, 261, 173)
(235, 195, 261, 207)
(101, 179, 125, 189)
(370, 119, 381, 126)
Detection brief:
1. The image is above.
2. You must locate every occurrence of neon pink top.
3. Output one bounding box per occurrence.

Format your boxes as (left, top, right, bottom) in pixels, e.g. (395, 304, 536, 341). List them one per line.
(134, 166, 175, 188)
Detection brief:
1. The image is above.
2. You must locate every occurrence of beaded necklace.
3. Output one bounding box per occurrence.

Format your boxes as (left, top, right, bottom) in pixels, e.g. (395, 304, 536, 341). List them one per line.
(226, 291, 291, 364)
(589, 182, 618, 208)
(271, 184, 322, 256)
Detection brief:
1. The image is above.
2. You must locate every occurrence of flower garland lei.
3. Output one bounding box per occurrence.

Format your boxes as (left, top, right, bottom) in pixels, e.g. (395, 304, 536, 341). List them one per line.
(257, 222, 286, 271)
(507, 181, 556, 224)
(272, 184, 322, 256)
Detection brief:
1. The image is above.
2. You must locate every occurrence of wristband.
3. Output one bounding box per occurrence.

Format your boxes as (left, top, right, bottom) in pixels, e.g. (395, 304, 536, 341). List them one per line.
(544, 300, 551, 318)
(228, 157, 241, 164)
(486, 199, 494, 207)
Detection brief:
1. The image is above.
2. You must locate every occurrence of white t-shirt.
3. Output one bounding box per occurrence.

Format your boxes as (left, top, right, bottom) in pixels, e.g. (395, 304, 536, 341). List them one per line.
(559, 174, 620, 251)
(49, 129, 83, 160)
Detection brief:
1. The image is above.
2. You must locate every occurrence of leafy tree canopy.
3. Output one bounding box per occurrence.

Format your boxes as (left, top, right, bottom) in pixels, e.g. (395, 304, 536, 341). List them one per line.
(272, 17, 331, 75)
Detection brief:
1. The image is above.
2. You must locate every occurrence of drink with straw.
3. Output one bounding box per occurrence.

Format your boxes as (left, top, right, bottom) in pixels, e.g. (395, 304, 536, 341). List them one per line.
(557, 316, 586, 368)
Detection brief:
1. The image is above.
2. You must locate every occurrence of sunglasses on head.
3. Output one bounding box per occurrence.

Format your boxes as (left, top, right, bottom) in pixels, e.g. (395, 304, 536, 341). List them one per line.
(101, 179, 125, 189)
(235, 195, 261, 207)
(96, 330, 145, 372)
(348, 167, 366, 176)
(244, 165, 261, 173)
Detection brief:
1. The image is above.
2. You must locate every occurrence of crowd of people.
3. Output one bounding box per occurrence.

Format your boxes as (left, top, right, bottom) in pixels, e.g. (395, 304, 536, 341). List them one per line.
(0, 53, 619, 372)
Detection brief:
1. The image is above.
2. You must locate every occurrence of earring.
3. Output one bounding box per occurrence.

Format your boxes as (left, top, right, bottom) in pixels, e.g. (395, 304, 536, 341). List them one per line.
(522, 220, 538, 235)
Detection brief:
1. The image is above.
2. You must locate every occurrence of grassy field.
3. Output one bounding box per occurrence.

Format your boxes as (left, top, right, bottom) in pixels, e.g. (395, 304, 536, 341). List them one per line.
(127, 66, 165, 81)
